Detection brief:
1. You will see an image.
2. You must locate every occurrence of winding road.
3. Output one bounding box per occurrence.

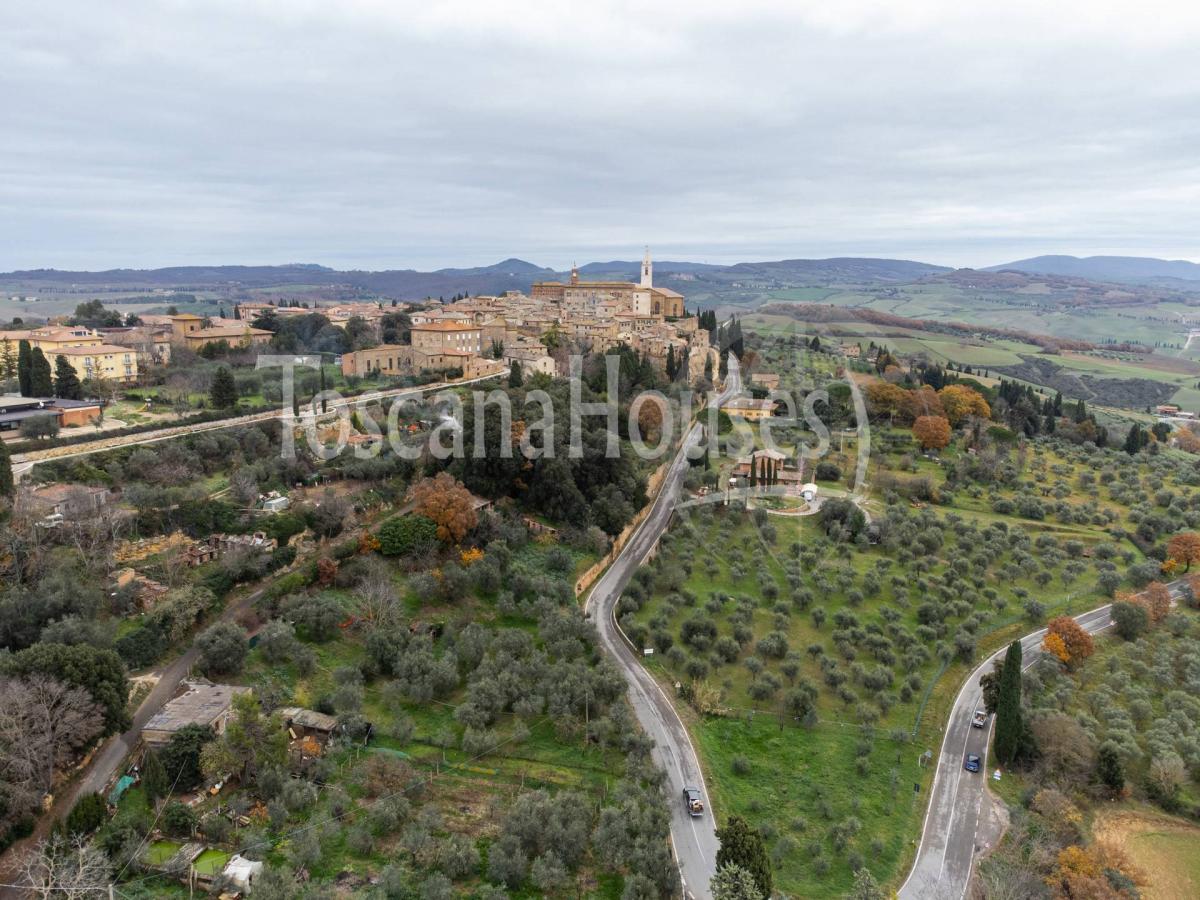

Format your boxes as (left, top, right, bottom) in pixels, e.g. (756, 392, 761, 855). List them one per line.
(584, 358, 740, 900)
(899, 584, 1184, 900)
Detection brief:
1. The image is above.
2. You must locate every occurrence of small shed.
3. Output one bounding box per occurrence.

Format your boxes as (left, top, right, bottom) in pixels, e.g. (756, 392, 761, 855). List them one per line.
(221, 854, 263, 893)
(278, 707, 339, 738)
(262, 495, 290, 513)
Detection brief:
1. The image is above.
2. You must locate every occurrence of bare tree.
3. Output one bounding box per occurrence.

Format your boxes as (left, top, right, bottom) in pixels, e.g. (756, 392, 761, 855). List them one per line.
(229, 469, 260, 508)
(0, 677, 104, 812)
(354, 556, 402, 627)
(16, 834, 111, 899)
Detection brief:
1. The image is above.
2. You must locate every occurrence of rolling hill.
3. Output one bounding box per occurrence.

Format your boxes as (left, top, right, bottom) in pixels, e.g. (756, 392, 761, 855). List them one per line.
(987, 255, 1200, 284)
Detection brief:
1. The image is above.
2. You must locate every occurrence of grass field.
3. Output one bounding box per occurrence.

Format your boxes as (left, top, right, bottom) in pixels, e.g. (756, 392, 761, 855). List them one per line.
(747, 278, 1200, 349)
(693, 716, 927, 899)
(745, 310, 1200, 412)
(1094, 808, 1200, 900)
(625, 499, 1116, 895)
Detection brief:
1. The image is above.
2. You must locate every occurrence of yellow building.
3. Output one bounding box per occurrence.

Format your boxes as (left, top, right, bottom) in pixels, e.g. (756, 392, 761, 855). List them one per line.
(54, 344, 139, 384)
(0, 326, 104, 352)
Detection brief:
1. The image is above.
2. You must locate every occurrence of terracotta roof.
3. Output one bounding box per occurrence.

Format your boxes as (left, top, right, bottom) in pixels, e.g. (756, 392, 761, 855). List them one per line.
(187, 325, 273, 339)
(53, 344, 135, 355)
(411, 322, 481, 332)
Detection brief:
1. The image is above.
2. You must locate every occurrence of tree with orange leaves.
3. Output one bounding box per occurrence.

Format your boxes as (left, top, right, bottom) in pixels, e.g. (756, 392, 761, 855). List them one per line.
(902, 385, 944, 424)
(1042, 632, 1070, 665)
(864, 381, 909, 421)
(405, 472, 479, 544)
(1141, 581, 1172, 622)
(1045, 616, 1094, 668)
(938, 384, 991, 426)
(1174, 427, 1200, 454)
(912, 415, 952, 450)
(1167, 532, 1200, 572)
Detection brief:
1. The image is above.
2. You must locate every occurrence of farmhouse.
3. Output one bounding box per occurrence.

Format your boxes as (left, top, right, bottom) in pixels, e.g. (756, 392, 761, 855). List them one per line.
(720, 397, 778, 420)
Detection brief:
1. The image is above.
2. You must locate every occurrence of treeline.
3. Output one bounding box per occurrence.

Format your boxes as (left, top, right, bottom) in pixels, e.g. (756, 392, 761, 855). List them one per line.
(452, 378, 649, 536)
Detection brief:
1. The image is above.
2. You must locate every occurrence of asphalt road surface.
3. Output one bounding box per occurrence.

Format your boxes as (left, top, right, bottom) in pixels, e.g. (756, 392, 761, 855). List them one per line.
(898, 589, 1182, 900)
(0, 582, 267, 896)
(585, 360, 740, 900)
(8, 369, 505, 482)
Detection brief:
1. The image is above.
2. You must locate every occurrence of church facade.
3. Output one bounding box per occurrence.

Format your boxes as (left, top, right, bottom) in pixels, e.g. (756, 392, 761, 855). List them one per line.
(531, 250, 686, 319)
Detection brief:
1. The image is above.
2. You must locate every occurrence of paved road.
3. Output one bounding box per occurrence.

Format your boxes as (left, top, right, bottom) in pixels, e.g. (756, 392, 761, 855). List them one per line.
(8, 370, 504, 482)
(0, 578, 271, 895)
(584, 360, 740, 900)
(898, 587, 1183, 900)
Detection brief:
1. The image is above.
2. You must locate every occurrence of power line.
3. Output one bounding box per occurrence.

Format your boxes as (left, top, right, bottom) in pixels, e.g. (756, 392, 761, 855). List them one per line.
(116, 718, 549, 892)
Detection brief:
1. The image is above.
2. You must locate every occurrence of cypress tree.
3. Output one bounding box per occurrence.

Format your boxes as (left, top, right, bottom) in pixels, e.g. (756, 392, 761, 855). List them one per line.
(209, 366, 238, 409)
(666, 345, 677, 380)
(142, 748, 168, 804)
(715, 816, 772, 900)
(1123, 424, 1145, 456)
(0, 338, 15, 382)
(508, 360, 523, 388)
(17, 340, 32, 396)
(0, 434, 13, 498)
(29, 348, 53, 397)
(53, 355, 82, 400)
(1097, 743, 1124, 794)
(994, 640, 1025, 765)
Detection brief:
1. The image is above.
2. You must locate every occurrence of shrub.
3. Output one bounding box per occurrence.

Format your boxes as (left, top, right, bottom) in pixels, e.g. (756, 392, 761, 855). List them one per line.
(196, 621, 248, 676)
(63, 793, 107, 836)
(378, 514, 439, 557)
(814, 461, 841, 481)
(1111, 601, 1150, 640)
(162, 801, 197, 837)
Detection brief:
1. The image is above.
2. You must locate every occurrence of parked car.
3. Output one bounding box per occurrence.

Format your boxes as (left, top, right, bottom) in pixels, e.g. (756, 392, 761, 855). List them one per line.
(964, 754, 982, 773)
(682, 787, 704, 817)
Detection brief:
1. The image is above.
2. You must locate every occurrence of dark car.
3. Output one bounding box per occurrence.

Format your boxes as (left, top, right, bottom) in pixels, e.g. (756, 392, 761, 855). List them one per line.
(964, 754, 981, 773)
(682, 787, 704, 817)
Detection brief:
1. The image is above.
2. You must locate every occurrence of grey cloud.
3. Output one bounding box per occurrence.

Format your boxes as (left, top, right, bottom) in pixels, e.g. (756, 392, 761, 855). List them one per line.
(1, 1, 1198, 270)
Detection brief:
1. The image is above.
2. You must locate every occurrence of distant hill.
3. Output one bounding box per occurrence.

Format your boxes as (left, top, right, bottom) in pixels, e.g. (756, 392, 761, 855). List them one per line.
(577, 260, 726, 277)
(0, 256, 951, 300)
(721, 257, 950, 283)
(987, 255, 1200, 283)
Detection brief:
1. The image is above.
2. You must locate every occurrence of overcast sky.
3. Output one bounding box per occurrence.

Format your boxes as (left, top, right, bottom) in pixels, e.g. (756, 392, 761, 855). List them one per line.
(2, 0, 1199, 271)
